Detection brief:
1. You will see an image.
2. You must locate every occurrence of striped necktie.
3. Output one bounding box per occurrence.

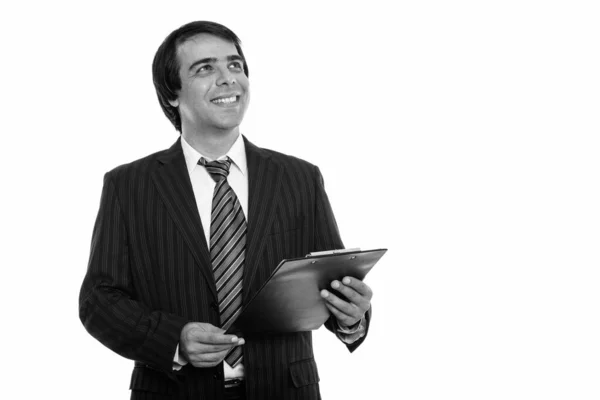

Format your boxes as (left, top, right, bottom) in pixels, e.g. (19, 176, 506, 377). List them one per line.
(199, 157, 245, 368)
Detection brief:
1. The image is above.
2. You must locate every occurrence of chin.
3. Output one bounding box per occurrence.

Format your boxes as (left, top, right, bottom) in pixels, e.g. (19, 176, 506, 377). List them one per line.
(215, 116, 245, 131)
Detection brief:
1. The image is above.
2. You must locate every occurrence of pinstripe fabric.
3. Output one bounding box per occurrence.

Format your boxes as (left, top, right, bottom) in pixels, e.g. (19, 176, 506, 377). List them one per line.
(79, 136, 370, 400)
(199, 157, 245, 367)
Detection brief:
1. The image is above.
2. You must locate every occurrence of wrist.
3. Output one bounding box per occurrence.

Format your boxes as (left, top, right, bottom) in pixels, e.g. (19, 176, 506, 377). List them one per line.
(336, 317, 364, 334)
(339, 320, 360, 330)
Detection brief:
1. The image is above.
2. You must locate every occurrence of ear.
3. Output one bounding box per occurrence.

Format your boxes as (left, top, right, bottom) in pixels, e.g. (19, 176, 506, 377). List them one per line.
(168, 98, 179, 107)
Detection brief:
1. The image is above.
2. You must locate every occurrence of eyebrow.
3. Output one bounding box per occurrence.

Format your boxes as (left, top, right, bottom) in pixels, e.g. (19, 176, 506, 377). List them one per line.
(188, 55, 244, 72)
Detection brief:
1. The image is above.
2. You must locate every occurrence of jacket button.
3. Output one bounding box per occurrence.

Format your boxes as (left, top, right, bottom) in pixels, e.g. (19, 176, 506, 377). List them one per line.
(211, 301, 219, 311)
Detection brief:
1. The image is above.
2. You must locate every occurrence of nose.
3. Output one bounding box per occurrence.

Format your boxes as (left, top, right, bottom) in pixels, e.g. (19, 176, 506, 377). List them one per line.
(216, 66, 236, 86)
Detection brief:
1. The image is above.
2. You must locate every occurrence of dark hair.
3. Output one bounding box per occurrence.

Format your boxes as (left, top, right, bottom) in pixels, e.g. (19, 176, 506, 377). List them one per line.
(152, 21, 249, 132)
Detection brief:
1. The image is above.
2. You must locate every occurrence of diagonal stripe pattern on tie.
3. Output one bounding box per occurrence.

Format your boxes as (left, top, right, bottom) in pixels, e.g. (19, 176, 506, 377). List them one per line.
(199, 157, 245, 368)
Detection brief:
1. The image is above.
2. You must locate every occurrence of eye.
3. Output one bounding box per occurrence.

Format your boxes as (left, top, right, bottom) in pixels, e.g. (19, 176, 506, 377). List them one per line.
(196, 65, 213, 74)
(229, 61, 243, 71)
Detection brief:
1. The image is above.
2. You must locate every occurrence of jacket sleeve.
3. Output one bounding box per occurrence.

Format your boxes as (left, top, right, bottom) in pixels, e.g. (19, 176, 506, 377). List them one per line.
(79, 172, 188, 379)
(312, 166, 371, 352)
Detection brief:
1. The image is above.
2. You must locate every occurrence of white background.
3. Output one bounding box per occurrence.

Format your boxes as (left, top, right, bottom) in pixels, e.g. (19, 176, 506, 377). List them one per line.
(1, 1, 599, 399)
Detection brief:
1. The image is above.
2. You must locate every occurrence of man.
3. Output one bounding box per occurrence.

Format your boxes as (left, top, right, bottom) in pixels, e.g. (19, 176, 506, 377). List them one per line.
(79, 21, 373, 400)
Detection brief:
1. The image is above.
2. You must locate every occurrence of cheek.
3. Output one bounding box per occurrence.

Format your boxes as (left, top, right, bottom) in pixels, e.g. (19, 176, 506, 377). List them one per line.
(241, 82, 251, 104)
(237, 75, 250, 93)
(181, 84, 211, 110)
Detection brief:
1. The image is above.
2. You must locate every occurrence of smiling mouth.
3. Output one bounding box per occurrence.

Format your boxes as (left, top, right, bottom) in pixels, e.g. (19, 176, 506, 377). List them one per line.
(211, 95, 239, 105)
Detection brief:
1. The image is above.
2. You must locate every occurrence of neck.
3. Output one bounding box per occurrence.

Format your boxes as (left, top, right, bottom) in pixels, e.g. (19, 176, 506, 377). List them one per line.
(181, 127, 240, 159)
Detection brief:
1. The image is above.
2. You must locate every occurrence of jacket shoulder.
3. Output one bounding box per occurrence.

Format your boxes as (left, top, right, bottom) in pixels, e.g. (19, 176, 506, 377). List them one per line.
(261, 146, 320, 175)
(104, 146, 174, 182)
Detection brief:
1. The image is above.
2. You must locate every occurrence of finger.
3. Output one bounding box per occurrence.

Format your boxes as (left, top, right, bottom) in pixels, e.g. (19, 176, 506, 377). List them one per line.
(190, 348, 230, 363)
(190, 350, 228, 367)
(187, 342, 244, 366)
(187, 342, 237, 354)
(194, 322, 226, 333)
(188, 336, 246, 353)
(320, 289, 362, 319)
(324, 302, 358, 327)
(330, 280, 370, 310)
(192, 360, 221, 368)
(190, 329, 244, 345)
(340, 277, 373, 300)
(194, 361, 227, 368)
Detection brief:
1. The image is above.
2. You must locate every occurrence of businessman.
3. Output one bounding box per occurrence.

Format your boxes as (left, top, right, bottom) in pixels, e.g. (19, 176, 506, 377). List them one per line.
(79, 21, 373, 400)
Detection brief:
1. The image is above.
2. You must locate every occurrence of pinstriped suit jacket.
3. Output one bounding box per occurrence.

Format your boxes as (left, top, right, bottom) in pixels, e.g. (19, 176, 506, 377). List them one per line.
(79, 136, 370, 400)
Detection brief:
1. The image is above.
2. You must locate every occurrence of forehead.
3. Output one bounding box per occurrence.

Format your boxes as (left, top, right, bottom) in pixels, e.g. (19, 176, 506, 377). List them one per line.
(176, 33, 240, 67)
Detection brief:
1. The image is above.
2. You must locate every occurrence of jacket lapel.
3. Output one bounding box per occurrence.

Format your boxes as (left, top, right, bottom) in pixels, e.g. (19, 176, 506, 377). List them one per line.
(242, 136, 284, 303)
(151, 139, 217, 300)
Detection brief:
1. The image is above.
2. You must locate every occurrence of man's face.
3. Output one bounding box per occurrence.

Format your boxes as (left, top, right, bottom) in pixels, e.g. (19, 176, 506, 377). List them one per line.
(171, 34, 249, 134)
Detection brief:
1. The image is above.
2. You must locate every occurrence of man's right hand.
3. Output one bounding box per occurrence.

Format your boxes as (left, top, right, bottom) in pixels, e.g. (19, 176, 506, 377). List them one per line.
(179, 322, 244, 368)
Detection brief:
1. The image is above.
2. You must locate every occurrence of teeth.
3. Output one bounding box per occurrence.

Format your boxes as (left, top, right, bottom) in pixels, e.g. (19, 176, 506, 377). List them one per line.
(212, 96, 237, 104)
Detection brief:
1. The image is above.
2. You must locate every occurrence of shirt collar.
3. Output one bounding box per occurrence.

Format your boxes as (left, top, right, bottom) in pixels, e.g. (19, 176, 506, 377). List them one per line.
(181, 134, 248, 177)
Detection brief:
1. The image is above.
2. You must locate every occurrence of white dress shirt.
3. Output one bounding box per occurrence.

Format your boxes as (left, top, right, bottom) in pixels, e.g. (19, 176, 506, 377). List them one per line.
(175, 133, 247, 380)
(173, 133, 365, 380)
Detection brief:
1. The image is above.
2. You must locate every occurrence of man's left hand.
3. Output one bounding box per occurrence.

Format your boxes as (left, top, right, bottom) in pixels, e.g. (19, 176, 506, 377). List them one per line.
(321, 276, 373, 328)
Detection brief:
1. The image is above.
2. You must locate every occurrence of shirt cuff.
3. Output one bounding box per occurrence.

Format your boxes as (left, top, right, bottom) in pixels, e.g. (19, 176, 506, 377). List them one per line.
(335, 317, 366, 344)
(173, 343, 188, 371)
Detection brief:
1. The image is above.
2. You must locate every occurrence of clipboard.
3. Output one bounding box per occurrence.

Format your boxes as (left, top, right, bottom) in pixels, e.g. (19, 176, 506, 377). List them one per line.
(226, 248, 387, 334)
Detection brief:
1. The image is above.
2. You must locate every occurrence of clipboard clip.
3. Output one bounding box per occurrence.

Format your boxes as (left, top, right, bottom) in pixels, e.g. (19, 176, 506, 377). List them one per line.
(306, 248, 361, 257)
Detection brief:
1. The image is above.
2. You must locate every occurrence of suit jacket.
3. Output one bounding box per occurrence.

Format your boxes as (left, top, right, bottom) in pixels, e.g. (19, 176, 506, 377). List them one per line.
(79, 136, 370, 400)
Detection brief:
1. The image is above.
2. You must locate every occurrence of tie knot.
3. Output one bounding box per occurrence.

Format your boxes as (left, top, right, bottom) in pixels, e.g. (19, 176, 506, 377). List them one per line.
(199, 157, 232, 182)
